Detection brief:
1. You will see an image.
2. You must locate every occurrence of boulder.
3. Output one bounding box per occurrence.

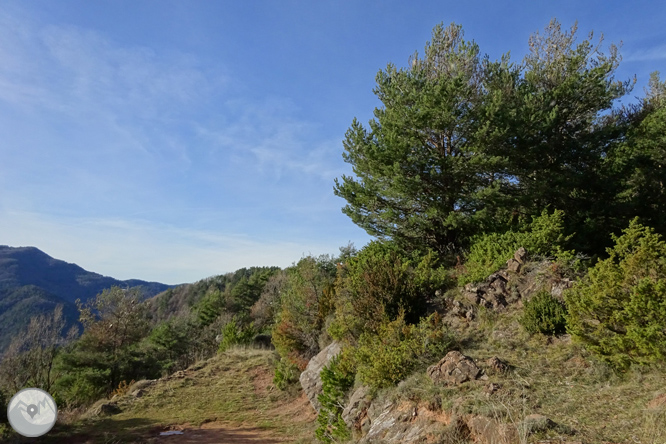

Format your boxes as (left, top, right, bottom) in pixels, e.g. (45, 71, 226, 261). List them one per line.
(427, 351, 483, 385)
(342, 386, 372, 431)
(522, 414, 557, 433)
(485, 356, 510, 375)
(467, 415, 518, 444)
(514, 247, 527, 263)
(299, 341, 342, 411)
(91, 402, 121, 416)
(506, 258, 522, 273)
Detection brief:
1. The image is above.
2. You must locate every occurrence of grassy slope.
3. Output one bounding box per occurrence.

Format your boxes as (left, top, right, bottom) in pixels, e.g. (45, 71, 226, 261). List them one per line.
(38, 348, 316, 444)
(376, 301, 666, 443)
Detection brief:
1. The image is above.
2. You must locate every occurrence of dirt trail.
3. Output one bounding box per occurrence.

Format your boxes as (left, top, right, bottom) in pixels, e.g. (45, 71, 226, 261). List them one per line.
(153, 423, 284, 443)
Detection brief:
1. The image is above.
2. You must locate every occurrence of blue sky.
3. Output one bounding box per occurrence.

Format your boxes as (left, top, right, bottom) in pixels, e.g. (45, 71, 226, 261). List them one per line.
(1, 1, 664, 284)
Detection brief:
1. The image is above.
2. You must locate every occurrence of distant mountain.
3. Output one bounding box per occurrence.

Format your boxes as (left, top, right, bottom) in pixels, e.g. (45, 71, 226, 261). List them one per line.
(0, 245, 174, 352)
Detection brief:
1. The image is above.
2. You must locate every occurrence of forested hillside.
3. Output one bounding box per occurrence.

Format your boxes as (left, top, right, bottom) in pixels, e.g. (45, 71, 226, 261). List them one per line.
(0, 246, 173, 351)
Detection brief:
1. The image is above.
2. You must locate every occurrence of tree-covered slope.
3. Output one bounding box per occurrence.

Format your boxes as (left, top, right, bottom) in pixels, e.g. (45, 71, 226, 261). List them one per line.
(0, 245, 174, 352)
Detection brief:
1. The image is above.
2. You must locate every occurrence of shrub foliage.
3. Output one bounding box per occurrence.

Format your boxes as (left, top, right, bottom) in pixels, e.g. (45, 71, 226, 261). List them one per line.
(460, 209, 573, 284)
(519, 291, 568, 335)
(354, 312, 456, 389)
(566, 219, 666, 368)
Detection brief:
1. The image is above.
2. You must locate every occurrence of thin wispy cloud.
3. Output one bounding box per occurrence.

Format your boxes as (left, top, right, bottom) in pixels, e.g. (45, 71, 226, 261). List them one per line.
(0, 210, 341, 284)
(625, 44, 666, 62)
(0, 5, 368, 283)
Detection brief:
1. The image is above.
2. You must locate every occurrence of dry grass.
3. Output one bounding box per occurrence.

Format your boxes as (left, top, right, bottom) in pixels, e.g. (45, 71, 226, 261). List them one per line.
(41, 348, 317, 444)
(379, 304, 666, 444)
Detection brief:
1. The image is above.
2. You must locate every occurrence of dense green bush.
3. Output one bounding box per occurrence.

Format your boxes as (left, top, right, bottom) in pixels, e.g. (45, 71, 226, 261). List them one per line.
(354, 313, 457, 389)
(460, 209, 574, 285)
(218, 315, 257, 352)
(315, 354, 355, 443)
(566, 219, 666, 369)
(273, 358, 300, 390)
(519, 291, 568, 335)
(329, 241, 452, 341)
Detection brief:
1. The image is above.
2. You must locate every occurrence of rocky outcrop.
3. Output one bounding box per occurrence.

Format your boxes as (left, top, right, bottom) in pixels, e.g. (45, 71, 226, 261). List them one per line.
(462, 272, 510, 311)
(90, 402, 121, 416)
(456, 248, 577, 316)
(467, 415, 518, 444)
(354, 399, 554, 444)
(359, 400, 452, 444)
(299, 341, 342, 411)
(427, 351, 485, 385)
(342, 386, 372, 433)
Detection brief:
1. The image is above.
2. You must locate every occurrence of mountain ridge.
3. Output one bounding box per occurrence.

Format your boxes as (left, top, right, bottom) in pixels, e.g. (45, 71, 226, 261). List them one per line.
(0, 245, 175, 352)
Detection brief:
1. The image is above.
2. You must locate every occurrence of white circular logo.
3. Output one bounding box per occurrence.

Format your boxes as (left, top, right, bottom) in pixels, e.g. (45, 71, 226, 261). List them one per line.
(7, 388, 58, 437)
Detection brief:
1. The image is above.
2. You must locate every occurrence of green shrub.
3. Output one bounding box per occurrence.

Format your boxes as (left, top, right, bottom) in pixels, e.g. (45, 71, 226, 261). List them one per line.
(566, 219, 666, 369)
(330, 241, 452, 341)
(272, 255, 337, 364)
(519, 291, 567, 335)
(460, 209, 574, 285)
(52, 367, 108, 407)
(218, 315, 257, 352)
(315, 354, 355, 443)
(273, 358, 300, 390)
(354, 313, 457, 389)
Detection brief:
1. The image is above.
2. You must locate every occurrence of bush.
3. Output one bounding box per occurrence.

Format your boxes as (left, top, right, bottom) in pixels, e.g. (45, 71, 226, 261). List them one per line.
(272, 255, 337, 364)
(519, 291, 567, 335)
(315, 354, 355, 443)
(273, 358, 300, 390)
(354, 313, 457, 389)
(218, 315, 257, 352)
(566, 219, 666, 369)
(330, 241, 452, 341)
(460, 209, 574, 285)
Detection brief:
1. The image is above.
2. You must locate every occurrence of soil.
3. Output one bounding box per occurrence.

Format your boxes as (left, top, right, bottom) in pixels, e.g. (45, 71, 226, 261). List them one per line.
(151, 423, 285, 444)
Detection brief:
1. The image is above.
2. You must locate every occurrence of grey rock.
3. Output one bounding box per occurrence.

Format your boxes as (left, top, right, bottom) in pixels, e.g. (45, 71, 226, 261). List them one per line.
(514, 247, 527, 263)
(342, 386, 372, 430)
(427, 351, 482, 385)
(299, 341, 342, 411)
(485, 356, 510, 375)
(506, 258, 522, 273)
(522, 414, 557, 433)
(91, 402, 121, 416)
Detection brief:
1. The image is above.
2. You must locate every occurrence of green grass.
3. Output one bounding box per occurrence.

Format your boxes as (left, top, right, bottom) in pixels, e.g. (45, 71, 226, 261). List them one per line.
(30, 347, 317, 444)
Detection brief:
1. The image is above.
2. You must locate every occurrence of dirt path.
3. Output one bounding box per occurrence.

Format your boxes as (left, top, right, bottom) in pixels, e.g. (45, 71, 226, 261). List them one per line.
(153, 423, 285, 443)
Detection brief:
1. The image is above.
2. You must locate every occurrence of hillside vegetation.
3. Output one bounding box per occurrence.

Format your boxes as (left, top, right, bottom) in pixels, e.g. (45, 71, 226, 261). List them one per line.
(0, 246, 172, 352)
(1, 18, 666, 444)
